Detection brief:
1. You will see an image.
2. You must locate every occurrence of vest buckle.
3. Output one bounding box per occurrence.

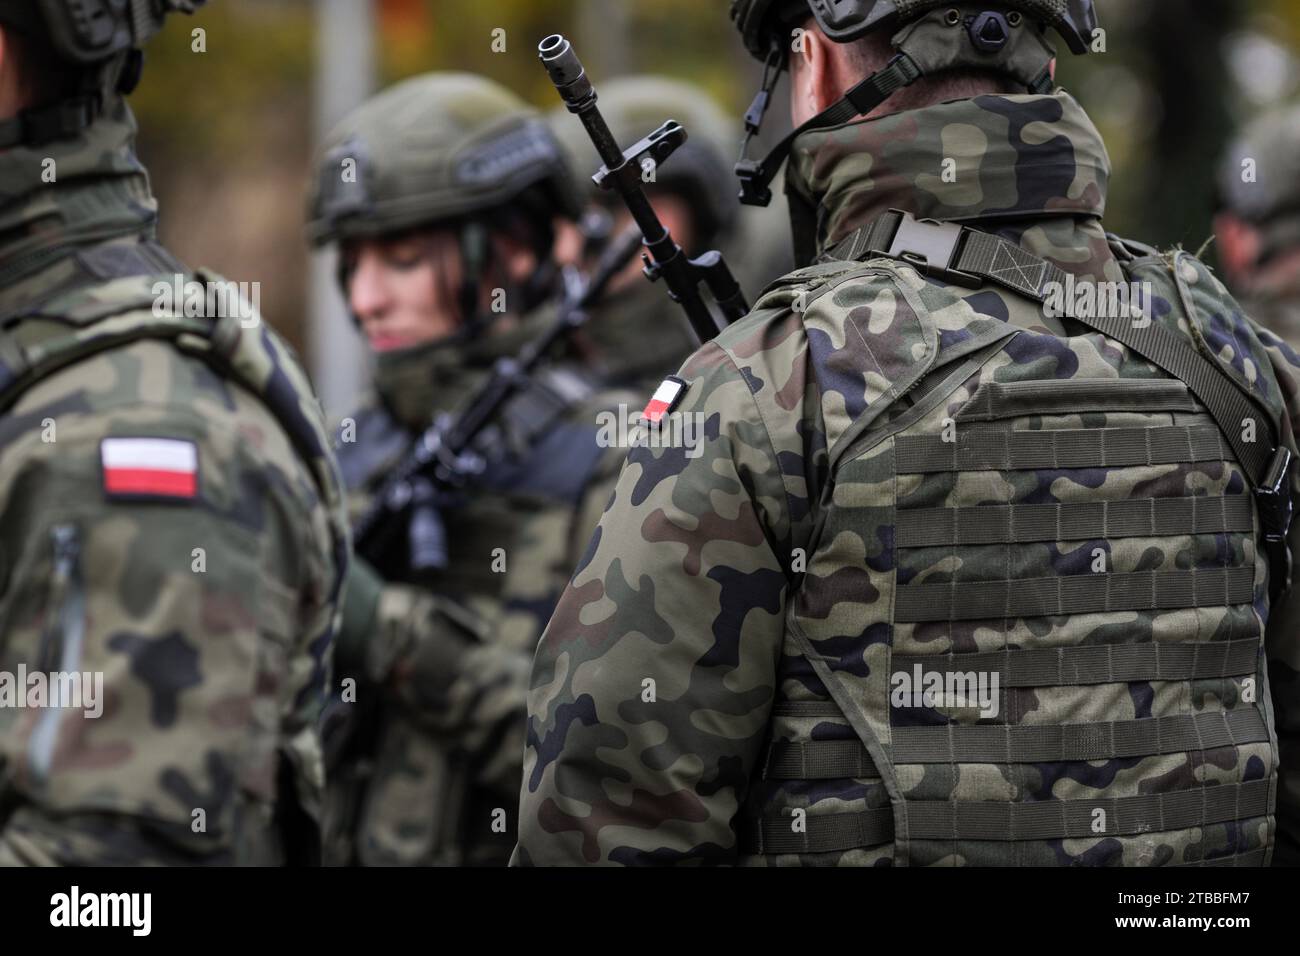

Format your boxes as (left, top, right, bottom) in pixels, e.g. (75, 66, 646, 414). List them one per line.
(1256, 446, 1294, 601)
(885, 211, 983, 290)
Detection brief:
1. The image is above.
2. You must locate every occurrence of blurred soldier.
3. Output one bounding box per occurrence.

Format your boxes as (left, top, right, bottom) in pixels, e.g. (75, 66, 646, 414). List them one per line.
(0, 2, 348, 865)
(1216, 103, 1300, 352)
(306, 73, 624, 866)
(550, 76, 742, 393)
(517, 0, 1300, 866)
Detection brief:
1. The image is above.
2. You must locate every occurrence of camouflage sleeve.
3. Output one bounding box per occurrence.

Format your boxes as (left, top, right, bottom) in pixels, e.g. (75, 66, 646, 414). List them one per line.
(514, 340, 793, 865)
(1258, 330, 1300, 865)
(0, 365, 337, 865)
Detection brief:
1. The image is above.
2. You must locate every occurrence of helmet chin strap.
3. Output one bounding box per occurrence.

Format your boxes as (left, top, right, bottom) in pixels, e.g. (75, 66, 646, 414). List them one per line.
(0, 43, 147, 149)
(735, 44, 925, 207)
(0, 63, 106, 149)
(454, 220, 489, 340)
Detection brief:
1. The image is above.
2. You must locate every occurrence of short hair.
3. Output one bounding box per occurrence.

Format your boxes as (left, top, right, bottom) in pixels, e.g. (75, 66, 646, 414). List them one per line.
(838, 25, 1022, 110)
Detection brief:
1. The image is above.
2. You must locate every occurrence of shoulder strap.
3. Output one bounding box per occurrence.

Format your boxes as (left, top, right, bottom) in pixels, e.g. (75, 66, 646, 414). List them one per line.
(825, 209, 1294, 598)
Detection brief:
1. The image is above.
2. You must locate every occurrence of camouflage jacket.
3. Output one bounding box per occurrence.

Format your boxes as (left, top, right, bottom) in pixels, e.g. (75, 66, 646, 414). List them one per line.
(0, 100, 348, 865)
(515, 92, 1300, 866)
(324, 332, 629, 867)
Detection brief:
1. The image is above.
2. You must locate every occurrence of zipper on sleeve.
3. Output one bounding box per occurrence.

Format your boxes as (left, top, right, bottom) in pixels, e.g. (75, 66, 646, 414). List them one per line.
(28, 524, 86, 784)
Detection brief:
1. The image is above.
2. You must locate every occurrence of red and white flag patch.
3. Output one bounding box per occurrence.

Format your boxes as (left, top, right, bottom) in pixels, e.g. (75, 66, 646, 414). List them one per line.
(641, 376, 688, 425)
(101, 438, 199, 501)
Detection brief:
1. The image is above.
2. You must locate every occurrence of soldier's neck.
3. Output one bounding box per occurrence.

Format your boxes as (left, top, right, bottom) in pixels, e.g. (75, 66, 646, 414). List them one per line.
(789, 90, 1121, 283)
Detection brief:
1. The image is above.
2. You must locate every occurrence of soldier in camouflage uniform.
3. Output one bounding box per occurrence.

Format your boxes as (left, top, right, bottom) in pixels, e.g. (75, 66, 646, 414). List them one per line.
(306, 73, 625, 866)
(516, 0, 1300, 865)
(0, 1, 349, 865)
(1216, 103, 1300, 353)
(550, 76, 743, 395)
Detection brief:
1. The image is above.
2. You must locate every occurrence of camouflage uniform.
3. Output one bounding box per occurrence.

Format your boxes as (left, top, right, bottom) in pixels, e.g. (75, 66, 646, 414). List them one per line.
(307, 74, 627, 866)
(515, 1, 1300, 865)
(1218, 103, 1300, 352)
(0, 3, 348, 866)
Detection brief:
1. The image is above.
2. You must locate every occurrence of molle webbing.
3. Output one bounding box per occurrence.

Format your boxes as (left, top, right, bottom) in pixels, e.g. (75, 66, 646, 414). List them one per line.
(890, 638, 1260, 689)
(765, 707, 1268, 780)
(746, 778, 1271, 853)
(895, 425, 1231, 473)
(895, 567, 1255, 622)
(896, 495, 1255, 547)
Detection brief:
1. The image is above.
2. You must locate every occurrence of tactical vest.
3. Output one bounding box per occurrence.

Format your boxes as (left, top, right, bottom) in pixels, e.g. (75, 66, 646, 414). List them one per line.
(0, 240, 351, 862)
(740, 211, 1293, 866)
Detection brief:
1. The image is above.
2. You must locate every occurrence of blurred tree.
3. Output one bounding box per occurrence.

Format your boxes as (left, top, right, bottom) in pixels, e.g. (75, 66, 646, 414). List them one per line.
(1141, 0, 1242, 251)
(132, 0, 316, 352)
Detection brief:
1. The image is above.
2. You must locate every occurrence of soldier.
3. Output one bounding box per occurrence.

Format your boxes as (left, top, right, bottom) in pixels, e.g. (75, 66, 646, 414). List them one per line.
(549, 76, 744, 395)
(0, 2, 349, 865)
(1215, 103, 1300, 353)
(516, 0, 1300, 866)
(305, 73, 625, 866)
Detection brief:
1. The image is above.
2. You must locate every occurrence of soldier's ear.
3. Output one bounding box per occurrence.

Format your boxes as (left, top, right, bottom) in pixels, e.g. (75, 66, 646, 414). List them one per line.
(791, 22, 839, 125)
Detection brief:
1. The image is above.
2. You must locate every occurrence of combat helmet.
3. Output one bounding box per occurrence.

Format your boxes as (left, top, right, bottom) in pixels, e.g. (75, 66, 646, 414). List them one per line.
(1218, 102, 1300, 269)
(549, 75, 740, 248)
(0, 0, 205, 147)
(307, 71, 581, 326)
(728, 0, 1098, 206)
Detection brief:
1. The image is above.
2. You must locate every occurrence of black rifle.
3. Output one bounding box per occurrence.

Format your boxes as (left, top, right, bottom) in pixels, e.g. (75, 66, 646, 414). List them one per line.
(351, 223, 643, 576)
(538, 34, 750, 345)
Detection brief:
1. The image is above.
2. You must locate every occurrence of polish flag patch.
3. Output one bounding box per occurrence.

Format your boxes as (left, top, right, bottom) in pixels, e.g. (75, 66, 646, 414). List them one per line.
(101, 438, 199, 501)
(641, 376, 688, 424)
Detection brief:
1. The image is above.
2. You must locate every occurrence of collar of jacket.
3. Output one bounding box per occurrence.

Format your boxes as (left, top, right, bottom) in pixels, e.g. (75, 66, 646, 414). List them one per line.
(787, 91, 1118, 280)
(0, 96, 159, 298)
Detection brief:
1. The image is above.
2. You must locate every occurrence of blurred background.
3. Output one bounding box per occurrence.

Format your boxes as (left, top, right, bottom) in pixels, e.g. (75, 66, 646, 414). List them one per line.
(129, 0, 1300, 415)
